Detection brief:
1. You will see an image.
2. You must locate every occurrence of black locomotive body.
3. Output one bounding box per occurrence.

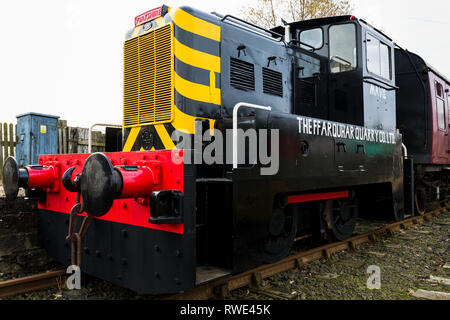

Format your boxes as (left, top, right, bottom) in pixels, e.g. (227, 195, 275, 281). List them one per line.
(3, 5, 448, 295)
(176, 10, 405, 275)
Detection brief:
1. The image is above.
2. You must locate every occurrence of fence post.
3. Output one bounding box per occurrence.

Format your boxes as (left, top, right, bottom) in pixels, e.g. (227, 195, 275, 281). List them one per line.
(0, 124, 3, 182)
(3, 123, 8, 160)
(58, 121, 63, 154)
(9, 123, 14, 158)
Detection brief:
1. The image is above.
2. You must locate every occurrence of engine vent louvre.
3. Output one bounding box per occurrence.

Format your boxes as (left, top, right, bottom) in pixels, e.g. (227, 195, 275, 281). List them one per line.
(230, 58, 255, 91)
(298, 79, 316, 105)
(263, 68, 283, 97)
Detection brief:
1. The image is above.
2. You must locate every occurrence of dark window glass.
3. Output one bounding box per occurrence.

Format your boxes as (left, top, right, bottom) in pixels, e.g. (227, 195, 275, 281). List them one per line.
(436, 82, 443, 97)
(448, 94, 450, 113)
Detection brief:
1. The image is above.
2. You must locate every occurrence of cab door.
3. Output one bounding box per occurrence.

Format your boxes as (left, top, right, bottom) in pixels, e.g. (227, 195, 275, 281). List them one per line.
(431, 77, 448, 164)
(327, 22, 363, 126)
(447, 86, 450, 162)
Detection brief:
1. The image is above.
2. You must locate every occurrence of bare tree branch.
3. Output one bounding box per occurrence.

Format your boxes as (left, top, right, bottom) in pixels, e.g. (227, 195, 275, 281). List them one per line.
(240, 0, 352, 28)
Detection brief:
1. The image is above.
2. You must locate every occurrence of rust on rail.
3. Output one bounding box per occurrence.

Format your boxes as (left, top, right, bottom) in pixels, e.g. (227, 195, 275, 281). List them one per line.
(0, 269, 66, 299)
(0, 206, 447, 300)
(166, 206, 449, 300)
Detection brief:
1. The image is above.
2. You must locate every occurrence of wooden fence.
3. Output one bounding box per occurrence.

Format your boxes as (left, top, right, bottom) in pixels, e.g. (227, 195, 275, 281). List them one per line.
(0, 123, 17, 182)
(57, 120, 105, 154)
(0, 120, 105, 182)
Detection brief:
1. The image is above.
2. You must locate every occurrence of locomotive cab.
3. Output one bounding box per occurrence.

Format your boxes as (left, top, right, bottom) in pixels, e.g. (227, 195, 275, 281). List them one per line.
(275, 16, 397, 132)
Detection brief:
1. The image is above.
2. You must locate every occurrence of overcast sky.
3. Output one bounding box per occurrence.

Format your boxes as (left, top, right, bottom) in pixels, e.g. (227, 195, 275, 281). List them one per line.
(0, 0, 449, 127)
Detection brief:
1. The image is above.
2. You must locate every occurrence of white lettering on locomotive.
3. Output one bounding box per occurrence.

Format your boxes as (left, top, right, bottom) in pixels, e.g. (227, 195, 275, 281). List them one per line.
(297, 117, 396, 144)
(370, 84, 387, 100)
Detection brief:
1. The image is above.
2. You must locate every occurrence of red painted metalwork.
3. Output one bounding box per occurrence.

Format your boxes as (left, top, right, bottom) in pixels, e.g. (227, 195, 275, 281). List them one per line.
(26, 165, 58, 190)
(37, 150, 185, 234)
(116, 165, 157, 199)
(288, 191, 349, 204)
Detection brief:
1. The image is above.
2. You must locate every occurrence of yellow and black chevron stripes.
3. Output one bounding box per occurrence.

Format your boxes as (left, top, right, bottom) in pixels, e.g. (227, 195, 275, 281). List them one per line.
(123, 127, 141, 152)
(169, 8, 220, 42)
(174, 73, 220, 105)
(123, 125, 172, 152)
(154, 124, 176, 149)
(173, 38, 220, 73)
(170, 8, 221, 108)
(122, 110, 216, 151)
(122, 7, 221, 151)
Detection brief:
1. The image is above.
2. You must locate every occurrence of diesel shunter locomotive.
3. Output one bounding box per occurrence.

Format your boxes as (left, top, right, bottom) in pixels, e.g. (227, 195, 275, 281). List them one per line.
(2, 5, 449, 294)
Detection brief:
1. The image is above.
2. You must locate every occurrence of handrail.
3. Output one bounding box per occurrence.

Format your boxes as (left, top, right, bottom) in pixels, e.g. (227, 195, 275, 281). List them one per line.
(88, 123, 122, 153)
(232, 103, 272, 169)
(288, 39, 315, 52)
(221, 15, 284, 42)
(363, 76, 399, 91)
(402, 143, 408, 158)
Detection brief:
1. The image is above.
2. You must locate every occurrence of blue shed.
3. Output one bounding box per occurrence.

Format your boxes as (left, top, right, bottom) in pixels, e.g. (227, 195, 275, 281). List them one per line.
(16, 113, 60, 166)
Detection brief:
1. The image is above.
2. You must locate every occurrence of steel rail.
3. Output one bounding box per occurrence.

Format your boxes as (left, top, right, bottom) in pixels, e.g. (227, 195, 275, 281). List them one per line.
(0, 269, 66, 299)
(166, 206, 450, 300)
(0, 206, 447, 300)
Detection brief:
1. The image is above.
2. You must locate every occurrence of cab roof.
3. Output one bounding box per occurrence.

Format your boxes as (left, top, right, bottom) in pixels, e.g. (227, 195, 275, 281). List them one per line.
(271, 15, 354, 34)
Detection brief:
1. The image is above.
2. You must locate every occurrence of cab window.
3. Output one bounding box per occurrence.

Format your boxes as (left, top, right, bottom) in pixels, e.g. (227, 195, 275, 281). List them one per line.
(329, 24, 357, 73)
(299, 28, 323, 50)
(437, 99, 445, 130)
(366, 33, 392, 80)
(436, 82, 446, 130)
(448, 94, 450, 114)
(448, 93, 450, 126)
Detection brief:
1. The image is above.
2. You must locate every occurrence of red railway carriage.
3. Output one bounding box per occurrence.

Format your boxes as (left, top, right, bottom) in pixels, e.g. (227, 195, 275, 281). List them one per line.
(428, 70, 450, 164)
(395, 49, 450, 213)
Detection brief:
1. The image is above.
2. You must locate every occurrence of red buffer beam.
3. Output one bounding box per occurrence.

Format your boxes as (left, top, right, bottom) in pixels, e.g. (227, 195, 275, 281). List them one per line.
(288, 191, 349, 204)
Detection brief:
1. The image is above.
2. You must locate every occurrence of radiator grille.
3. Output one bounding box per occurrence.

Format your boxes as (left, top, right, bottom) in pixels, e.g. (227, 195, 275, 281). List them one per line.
(123, 24, 173, 127)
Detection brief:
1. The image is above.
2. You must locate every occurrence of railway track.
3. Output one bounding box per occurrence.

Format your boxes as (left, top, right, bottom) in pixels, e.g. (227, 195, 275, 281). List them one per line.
(0, 205, 448, 300)
(0, 269, 66, 299)
(166, 206, 450, 300)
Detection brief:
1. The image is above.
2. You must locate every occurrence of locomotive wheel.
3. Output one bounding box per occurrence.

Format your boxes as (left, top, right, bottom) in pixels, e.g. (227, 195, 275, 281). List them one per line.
(414, 188, 426, 216)
(323, 199, 357, 242)
(262, 207, 298, 264)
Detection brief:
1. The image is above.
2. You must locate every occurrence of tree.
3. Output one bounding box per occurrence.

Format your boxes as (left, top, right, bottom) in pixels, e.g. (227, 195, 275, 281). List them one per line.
(240, 0, 352, 29)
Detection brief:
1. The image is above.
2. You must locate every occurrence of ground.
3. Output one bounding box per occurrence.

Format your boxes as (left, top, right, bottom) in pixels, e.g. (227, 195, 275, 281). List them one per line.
(233, 212, 450, 300)
(2, 212, 449, 300)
